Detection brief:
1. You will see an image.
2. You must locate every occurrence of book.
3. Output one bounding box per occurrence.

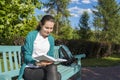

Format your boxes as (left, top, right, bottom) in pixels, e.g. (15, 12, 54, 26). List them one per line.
(34, 55, 67, 62)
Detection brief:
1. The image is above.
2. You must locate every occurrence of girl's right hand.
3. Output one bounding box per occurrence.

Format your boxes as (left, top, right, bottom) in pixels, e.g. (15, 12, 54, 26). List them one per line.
(35, 60, 53, 66)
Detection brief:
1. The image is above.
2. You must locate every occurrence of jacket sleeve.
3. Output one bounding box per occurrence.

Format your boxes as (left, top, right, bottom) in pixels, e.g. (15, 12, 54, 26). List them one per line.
(23, 33, 36, 64)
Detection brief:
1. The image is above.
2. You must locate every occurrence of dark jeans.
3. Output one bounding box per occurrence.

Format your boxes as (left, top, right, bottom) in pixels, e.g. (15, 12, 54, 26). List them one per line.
(23, 64, 61, 80)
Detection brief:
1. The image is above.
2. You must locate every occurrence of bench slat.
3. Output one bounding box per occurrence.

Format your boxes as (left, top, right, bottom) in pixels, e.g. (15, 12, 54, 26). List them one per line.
(53, 46, 60, 58)
(3, 52, 8, 72)
(0, 59, 2, 73)
(8, 52, 14, 71)
(14, 51, 18, 70)
(18, 51, 21, 66)
(57, 65, 79, 80)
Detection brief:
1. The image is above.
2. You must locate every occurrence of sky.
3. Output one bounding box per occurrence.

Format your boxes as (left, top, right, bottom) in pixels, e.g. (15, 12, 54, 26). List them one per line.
(35, 0, 120, 29)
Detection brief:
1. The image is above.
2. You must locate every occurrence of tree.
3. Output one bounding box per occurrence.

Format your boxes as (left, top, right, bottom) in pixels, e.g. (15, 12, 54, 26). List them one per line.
(43, 0, 71, 35)
(92, 0, 120, 43)
(78, 11, 91, 40)
(0, 0, 42, 45)
(59, 21, 73, 40)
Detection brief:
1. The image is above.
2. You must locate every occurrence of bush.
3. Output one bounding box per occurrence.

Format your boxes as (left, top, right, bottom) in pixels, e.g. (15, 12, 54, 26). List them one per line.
(55, 39, 120, 58)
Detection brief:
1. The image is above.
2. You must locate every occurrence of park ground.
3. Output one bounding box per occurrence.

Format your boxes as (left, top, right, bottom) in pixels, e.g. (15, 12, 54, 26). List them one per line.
(81, 65, 120, 80)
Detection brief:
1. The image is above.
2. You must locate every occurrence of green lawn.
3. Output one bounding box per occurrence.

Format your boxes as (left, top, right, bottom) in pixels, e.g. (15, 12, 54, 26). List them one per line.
(81, 54, 120, 67)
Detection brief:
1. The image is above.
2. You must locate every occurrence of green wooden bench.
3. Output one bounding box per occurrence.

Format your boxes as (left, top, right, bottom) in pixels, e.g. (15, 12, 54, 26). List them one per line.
(0, 45, 86, 80)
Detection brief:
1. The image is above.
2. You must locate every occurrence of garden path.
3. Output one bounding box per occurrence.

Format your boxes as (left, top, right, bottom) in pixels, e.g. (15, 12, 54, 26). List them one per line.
(81, 65, 120, 80)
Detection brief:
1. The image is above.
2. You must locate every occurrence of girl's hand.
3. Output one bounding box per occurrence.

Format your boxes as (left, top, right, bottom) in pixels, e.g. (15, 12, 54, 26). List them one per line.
(36, 60, 53, 66)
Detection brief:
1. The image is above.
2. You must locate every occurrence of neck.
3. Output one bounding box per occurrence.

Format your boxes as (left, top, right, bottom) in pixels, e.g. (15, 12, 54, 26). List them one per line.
(39, 31, 47, 38)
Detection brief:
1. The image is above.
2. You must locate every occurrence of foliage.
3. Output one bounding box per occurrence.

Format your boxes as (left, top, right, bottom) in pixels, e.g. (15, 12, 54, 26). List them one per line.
(0, 0, 42, 45)
(92, 0, 120, 43)
(55, 39, 120, 58)
(59, 25, 73, 40)
(72, 29, 80, 40)
(52, 20, 74, 40)
(78, 11, 91, 40)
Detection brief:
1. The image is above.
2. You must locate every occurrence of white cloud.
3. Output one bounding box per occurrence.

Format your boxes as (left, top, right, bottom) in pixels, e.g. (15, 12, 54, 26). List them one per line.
(91, 0, 98, 2)
(81, 0, 98, 4)
(68, 6, 92, 17)
(68, 6, 81, 17)
(68, 6, 81, 12)
(81, 0, 91, 4)
(41, 7, 48, 12)
(70, 13, 79, 17)
(79, 8, 92, 14)
(70, 0, 81, 4)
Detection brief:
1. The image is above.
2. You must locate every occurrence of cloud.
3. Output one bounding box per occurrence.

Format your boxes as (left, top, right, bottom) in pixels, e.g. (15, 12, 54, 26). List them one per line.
(81, 0, 91, 4)
(70, 13, 79, 17)
(68, 6, 81, 12)
(79, 8, 93, 14)
(92, 0, 98, 2)
(81, 0, 98, 4)
(70, 0, 81, 4)
(41, 7, 48, 12)
(68, 6, 92, 17)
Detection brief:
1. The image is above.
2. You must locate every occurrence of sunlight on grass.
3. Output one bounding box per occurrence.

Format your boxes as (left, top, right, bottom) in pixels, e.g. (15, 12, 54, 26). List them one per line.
(82, 54, 120, 67)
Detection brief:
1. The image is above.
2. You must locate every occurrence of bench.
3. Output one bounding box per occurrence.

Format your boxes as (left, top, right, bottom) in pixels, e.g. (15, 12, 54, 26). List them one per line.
(0, 45, 86, 80)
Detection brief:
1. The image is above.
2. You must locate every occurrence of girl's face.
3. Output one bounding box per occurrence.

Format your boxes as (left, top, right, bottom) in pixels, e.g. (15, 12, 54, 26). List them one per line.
(40, 21, 54, 38)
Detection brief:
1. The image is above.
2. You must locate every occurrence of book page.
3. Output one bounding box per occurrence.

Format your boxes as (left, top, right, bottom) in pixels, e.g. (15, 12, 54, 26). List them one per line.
(34, 55, 67, 62)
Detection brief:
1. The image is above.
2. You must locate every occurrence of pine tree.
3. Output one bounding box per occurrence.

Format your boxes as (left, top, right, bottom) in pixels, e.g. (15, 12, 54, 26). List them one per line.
(93, 0, 120, 43)
(78, 11, 91, 40)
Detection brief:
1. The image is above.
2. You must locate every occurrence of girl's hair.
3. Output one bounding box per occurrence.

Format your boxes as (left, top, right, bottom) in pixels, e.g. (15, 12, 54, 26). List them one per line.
(36, 15, 55, 31)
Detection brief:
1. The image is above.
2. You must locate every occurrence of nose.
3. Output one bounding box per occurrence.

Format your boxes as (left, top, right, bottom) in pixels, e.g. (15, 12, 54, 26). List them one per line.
(47, 29, 51, 33)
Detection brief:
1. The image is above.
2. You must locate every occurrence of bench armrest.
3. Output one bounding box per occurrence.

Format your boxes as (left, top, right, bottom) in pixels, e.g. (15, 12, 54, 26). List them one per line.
(73, 54, 86, 65)
(74, 54, 86, 59)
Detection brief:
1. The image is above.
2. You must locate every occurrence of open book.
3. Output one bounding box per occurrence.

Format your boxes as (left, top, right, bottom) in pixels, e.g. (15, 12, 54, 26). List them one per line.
(34, 55, 67, 62)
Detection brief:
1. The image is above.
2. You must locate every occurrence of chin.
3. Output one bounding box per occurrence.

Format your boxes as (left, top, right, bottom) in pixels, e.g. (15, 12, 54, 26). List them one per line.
(46, 34, 50, 36)
(45, 34, 49, 37)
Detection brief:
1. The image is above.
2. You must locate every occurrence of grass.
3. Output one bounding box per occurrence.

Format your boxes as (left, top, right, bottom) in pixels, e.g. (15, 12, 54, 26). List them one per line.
(81, 54, 120, 67)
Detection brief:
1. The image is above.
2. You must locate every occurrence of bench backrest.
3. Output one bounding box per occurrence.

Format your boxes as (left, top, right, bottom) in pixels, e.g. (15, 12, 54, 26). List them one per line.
(0, 46, 21, 77)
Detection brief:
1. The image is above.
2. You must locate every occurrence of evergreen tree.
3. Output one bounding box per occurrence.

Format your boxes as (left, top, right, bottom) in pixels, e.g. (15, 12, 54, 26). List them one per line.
(78, 11, 91, 40)
(59, 20, 73, 40)
(93, 0, 120, 43)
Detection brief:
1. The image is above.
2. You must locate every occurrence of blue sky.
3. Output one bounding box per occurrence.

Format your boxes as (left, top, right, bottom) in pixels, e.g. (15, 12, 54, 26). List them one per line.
(35, 0, 120, 29)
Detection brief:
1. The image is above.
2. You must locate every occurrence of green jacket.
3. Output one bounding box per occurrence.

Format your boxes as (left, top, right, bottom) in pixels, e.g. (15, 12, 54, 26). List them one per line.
(18, 30, 54, 80)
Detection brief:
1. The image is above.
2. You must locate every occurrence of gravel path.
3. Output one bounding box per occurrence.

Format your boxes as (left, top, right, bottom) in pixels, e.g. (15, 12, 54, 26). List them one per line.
(81, 65, 120, 80)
